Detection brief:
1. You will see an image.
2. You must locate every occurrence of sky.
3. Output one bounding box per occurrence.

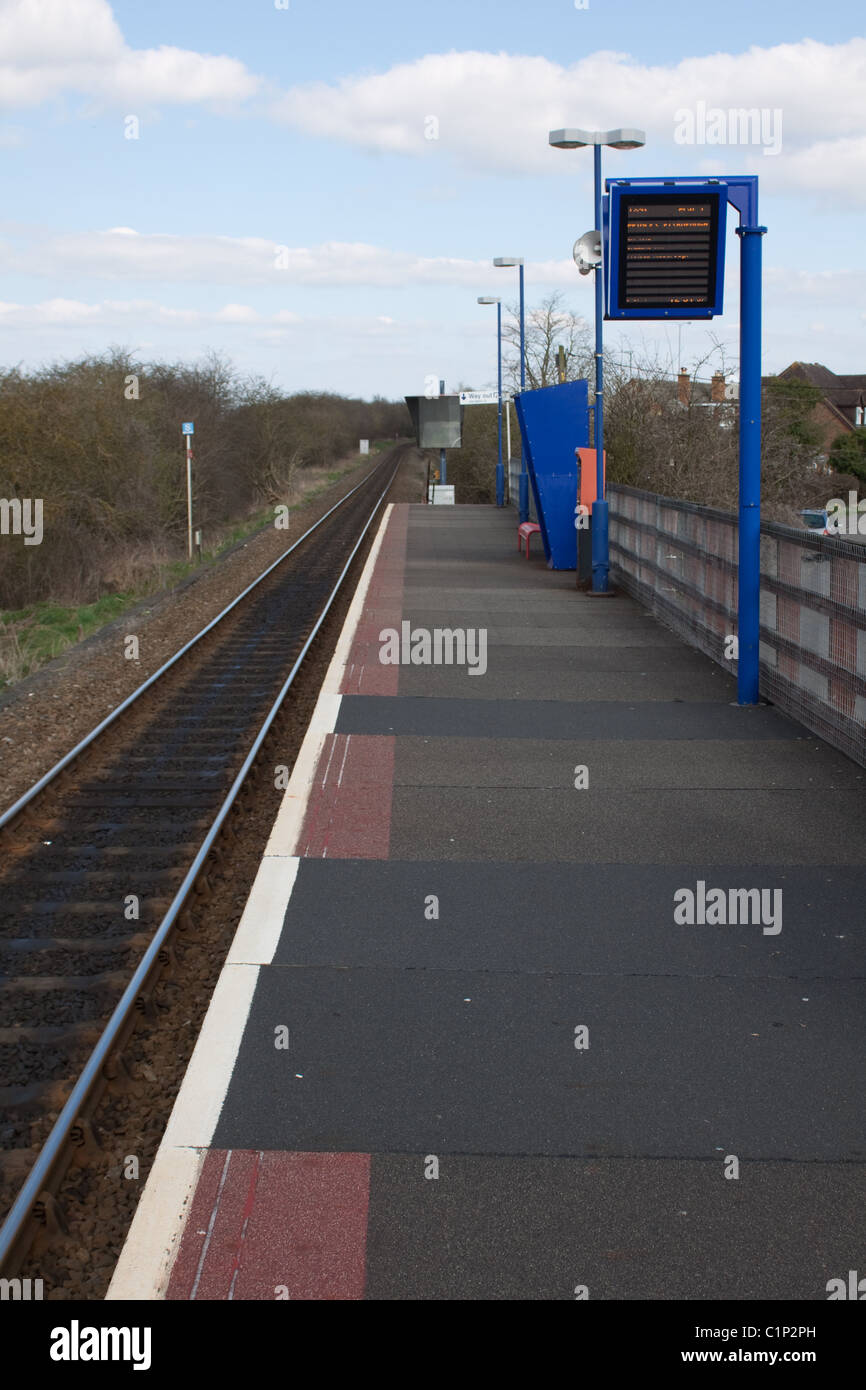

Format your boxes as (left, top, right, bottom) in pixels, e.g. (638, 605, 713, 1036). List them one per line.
(0, 0, 863, 400)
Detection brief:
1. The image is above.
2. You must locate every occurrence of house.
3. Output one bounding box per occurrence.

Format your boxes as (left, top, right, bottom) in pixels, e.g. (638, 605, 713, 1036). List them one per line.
(777, 362, 866, 454)
(675, 370, 738, 408)
(620, 370, 738, 415)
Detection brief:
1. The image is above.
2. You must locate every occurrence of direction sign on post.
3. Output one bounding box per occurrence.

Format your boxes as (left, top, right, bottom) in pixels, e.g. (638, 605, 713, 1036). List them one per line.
(181, 424, 194, 560)
(605, 182, 727, 319)
(459, 390, 509, 406)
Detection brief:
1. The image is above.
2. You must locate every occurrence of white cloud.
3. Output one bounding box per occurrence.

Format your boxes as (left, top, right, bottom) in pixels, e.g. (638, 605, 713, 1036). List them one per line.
(2, 6, 862, 207)
(0, 225, 581, 288)
(763, 135, 866, 199)
(764, 267, 866, 307)
(271, 40, 866, 201)
(4, 227, 864, 310)
(0, 0, 258, 109)
(0, 296, 102, 323)
(216, 303, 260, 323)
(0, 293, 859, 393)
(0, 296, 388, 331)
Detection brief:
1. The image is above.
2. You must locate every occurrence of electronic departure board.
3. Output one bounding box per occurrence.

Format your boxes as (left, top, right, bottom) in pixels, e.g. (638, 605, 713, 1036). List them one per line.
(605, 181, 727, 320)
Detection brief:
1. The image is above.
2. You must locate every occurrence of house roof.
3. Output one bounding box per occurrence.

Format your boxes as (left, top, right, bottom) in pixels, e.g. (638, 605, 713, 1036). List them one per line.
(779, 362, 866, 406)
(775, 363, 866, 434)
(782, 361, 866, 386)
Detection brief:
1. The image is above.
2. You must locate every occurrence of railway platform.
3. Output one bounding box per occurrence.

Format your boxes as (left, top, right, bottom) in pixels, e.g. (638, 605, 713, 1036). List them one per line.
(108, 501, 866, 1301)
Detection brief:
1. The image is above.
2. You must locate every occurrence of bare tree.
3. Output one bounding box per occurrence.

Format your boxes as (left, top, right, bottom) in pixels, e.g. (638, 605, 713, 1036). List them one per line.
(502, 292, 593, 392)
(603, 341, 838, 519)
(0, 350, 409, 611)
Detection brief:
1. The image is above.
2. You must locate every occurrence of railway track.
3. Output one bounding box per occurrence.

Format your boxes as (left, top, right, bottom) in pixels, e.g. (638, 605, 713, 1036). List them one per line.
(0, 449, 405, 1275)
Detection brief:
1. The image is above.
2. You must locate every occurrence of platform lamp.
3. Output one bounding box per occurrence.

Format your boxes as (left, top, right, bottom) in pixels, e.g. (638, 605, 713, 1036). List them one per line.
(493, 257, 527, 520)
(477, 296, 504, 507)
(548, 128, 646, 593)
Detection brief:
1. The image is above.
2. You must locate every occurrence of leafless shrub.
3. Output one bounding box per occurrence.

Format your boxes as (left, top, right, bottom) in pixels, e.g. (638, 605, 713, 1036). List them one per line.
(0, 350, 410, 609)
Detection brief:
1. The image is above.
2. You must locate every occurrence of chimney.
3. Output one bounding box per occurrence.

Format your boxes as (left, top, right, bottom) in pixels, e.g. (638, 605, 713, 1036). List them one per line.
(711, 371, 726, 404)
(677, 369, 690, 406)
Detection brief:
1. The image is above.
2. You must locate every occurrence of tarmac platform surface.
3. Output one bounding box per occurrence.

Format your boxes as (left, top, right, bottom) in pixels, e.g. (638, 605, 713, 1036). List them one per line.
(109, 503, 866, 1301)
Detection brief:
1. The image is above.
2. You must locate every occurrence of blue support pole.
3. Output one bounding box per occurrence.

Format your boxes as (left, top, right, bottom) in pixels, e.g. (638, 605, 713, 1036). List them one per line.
(736, 216, 767, 704)
(591, 141, 609, 593)
(495, 300, 504, 506)
(439, 377, 446, 486)
(518, 261, 529, 523)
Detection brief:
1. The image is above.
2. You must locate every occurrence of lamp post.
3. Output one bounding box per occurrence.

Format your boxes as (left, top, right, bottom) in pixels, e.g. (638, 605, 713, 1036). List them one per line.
(478, 296, 504, 506)
(438, 377, 446, 486)
(548, 128, 645, 593)
(493, 257, 527, 520)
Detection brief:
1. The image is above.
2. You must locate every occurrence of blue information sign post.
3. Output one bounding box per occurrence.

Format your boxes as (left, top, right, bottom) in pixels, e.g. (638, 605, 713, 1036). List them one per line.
(181, 423, 194, 559)
(603, 176, 766, 705)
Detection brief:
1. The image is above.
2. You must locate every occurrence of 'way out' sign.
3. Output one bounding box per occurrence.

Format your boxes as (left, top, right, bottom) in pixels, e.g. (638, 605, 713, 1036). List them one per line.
(459, 390, 509, 405)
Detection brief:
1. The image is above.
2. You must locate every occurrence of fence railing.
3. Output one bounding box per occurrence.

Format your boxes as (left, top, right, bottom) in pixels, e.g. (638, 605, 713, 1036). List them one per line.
(608, 483, 866, 767)
(506, 458, 537, 520)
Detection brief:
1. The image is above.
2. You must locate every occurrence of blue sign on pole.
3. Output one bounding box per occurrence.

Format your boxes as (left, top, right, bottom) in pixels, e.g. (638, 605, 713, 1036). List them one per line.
(602, 176, 765, 706)
(181, 422, 194, 435)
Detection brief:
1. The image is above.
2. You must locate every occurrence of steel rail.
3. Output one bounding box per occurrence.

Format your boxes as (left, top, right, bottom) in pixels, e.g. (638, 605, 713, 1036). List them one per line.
(0, 458, 388, 832)
(0, 464, 397, 1270)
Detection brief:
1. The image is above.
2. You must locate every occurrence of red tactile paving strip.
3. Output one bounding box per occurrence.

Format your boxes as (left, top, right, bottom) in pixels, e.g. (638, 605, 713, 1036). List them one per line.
(296, 503, 406, 859)
(297, 732, 395, 858)
(165, 508, 406, 1299)
(341, 504, 408, 696)
(166, 1151, 371, 1300)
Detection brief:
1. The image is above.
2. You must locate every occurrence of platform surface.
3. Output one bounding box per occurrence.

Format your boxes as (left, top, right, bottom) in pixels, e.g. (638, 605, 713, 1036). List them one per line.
(109, 503, 866, 1301)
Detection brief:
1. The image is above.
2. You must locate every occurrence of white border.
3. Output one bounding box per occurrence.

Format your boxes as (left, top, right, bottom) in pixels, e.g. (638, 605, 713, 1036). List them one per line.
(106, 505, 394, 1300)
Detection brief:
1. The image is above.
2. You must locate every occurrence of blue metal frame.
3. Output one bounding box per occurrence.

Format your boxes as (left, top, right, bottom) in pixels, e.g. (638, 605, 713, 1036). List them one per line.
(734, 190, 766, 706)
(591, 144, 609, 591)
(604, 178, 728, 320)
(598, 174, 765, 704)
(496, 301, 504, 506)
(439, 376, 447, 485)
(518, 262, 529, 522)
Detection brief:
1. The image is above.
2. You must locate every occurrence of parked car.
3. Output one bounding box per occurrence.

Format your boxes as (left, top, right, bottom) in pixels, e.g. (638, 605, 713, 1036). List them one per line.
(799, 508, 840, 536)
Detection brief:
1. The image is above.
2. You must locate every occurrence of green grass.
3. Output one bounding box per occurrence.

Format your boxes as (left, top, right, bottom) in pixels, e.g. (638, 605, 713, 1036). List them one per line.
(1, 594, 136, 689)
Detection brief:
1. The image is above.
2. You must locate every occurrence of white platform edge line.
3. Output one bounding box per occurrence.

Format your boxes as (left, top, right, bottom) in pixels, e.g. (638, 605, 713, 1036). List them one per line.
(323, 501, 393, 697)
(106, 964, 258, 1301)
(106, 502, 396, 1301)
(226, 856, 300, 966)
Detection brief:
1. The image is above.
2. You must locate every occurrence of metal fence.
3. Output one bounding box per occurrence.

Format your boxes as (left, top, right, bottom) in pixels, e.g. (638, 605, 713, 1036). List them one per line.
(506, 458, 537, 520)
(608, 483, 866, 767)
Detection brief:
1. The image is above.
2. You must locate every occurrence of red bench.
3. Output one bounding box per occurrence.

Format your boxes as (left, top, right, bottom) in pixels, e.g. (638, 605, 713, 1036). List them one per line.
(517, 521, 541, 558)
